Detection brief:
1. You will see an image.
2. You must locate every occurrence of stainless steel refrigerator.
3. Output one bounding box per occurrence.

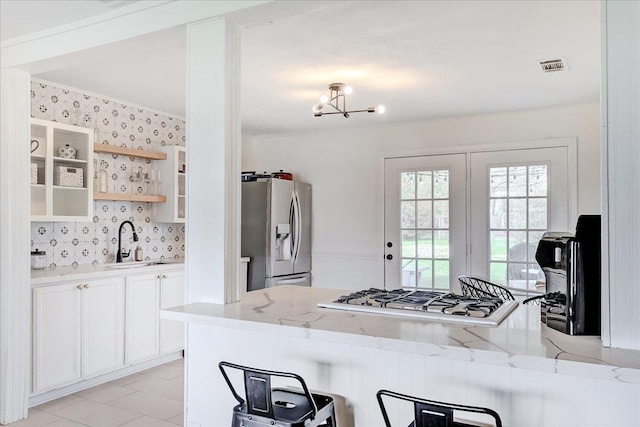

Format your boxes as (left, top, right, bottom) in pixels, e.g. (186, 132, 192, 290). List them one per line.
(241, 179, 311, 291)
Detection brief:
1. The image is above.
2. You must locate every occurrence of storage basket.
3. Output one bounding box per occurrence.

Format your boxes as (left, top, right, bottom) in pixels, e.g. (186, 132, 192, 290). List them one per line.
(54, 165, 83, 188)
(31, 163, 38, 185)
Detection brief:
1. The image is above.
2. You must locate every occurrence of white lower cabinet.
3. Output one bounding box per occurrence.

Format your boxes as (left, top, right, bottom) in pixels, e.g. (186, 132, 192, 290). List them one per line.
(160, 271, 185, 354)
(32, 277, 124, 393)
(125, 274, 161, 364)
(125, 271, 185, 361)
(32, 267, 184, 396)
(82, 279, 125, 377)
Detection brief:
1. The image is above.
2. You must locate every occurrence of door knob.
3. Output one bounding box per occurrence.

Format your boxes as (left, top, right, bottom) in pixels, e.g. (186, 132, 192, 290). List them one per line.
(386, 242, 393, 248)
(83, 284, 89, 289)
(386, 254, 393, 260)
(76, 285, 83, 290)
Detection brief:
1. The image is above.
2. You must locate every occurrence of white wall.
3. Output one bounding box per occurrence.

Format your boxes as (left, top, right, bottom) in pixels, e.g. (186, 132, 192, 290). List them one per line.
(243, 102, 600, 290)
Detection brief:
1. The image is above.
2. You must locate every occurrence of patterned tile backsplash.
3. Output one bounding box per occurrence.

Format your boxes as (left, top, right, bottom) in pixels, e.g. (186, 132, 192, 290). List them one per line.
(30, 80, 186, 267)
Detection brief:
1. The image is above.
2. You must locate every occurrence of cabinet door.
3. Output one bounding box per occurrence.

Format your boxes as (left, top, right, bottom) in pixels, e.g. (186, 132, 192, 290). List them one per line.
(160, 271, 185, 354)
(33, 284, 82, 392)
(82, 278, 125, 378)
(125, 274, 160, 364)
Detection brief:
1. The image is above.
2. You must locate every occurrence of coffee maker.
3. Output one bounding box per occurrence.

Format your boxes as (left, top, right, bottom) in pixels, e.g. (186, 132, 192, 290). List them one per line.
(534, 215, 601, 335)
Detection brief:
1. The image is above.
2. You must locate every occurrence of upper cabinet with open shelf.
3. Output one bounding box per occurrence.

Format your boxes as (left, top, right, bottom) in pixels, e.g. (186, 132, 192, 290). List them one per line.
(30, 118, 94, 221)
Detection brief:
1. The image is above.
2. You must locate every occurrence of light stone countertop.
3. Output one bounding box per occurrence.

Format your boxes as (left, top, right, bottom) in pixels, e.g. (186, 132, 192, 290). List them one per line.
(163, 285, 640, 384)
(31, 258, 185, 286)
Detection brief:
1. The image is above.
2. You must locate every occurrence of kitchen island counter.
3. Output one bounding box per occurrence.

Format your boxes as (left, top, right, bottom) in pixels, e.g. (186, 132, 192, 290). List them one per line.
(163, 285, 640, 376)
(164, 286, 640, 426)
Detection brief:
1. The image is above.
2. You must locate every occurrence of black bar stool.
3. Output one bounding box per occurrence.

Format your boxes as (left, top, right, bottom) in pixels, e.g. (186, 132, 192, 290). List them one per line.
(457, 275, 515, 302)
(377, 389, 502, 427)
(219, 361, 337, 427)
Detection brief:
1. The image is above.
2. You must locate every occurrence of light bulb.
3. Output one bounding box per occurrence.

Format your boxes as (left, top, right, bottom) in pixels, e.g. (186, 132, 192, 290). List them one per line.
(320, 95, 329, 104)
(312, 104, 323, 113)
(343, 85, 353, 95)
(376, 105, 386, 114)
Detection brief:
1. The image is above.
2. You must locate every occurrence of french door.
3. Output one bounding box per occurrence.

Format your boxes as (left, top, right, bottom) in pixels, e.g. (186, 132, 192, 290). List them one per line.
(384, 146, 571, 292)
(383, 154, 466, 290)
(469, 147, 570, 291)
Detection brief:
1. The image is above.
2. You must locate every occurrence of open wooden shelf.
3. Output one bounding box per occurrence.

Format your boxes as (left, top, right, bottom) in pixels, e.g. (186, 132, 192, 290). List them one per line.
(93, 144, 167, 160)
(93, 193, 167, 203)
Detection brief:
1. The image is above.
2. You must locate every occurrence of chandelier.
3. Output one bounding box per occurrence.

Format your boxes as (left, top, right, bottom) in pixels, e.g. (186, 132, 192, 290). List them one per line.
(312, 83, 385, 118)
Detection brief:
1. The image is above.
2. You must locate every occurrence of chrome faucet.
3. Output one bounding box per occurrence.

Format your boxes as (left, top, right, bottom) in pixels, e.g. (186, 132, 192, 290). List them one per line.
(116, 220, 139, 263)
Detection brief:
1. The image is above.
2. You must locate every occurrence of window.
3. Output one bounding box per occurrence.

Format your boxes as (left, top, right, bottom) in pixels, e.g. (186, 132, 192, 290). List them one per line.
(400, 170, 451, 289)
(488, 164, 548, 289)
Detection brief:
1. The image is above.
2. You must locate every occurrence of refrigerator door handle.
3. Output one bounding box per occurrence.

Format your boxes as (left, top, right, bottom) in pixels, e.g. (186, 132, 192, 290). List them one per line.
(292, 191, 302, 263)
(289, 196, 295, 262)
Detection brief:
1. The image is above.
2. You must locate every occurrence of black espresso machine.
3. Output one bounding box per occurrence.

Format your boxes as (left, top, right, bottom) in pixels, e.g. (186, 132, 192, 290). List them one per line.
(534, 215, 601, 335)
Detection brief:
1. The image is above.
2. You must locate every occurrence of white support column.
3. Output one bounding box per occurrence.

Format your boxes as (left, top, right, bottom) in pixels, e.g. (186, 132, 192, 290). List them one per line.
(601, 0, 640, 349)
(0, 68, 31, 424)
(185, 18, 241, 304)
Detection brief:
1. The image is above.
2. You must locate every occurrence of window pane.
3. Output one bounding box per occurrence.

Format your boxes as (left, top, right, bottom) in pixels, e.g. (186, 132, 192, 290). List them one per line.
(402, 259, 416, 287)
(433, 200, 449, 229)
(401, 172, 415, 200)
(507, 262, 528, 285)
(434, 260, 449, 289)
(434, 230, 449, 258)
(418, 259, 433, 288)
(508, 198, 527, 229)
(417, 230, 433, 258)
(489, 167, 507, 197)
(490, 199, 507, 229)
(508, 166, 527, 197)
(401, 201, 415, 228)
(417, 201, 432, 229)
(490, 231, 507, 261)
(508, 231, 527, 261)
(417, 171, 432, 199)
(402, 230, 416, 258)
(433, 170, 449, 198)
(528, 165, 547, 196)
(490, 262, 506, 284)
(528, 198, 547, 229)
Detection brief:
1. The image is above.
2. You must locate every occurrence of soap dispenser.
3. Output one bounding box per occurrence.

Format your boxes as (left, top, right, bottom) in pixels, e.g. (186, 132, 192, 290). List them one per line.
(135, 244, 143, 262)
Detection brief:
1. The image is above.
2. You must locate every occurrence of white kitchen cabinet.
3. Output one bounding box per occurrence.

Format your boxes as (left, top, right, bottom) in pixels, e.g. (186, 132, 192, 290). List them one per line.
(160, 271, 185, 354)
(152, 145, 185, 223)
(32, 277, 124, 393)
(30, 118, 94, 221)
(32, 284, 82, 392)
(81, 278, 125, 377)
(125, 274, 161, 364)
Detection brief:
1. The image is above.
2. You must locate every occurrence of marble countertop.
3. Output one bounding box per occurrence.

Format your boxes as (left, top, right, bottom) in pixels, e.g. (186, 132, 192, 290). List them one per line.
(31, 258, 185, 285)
(163, 285, 640, 383)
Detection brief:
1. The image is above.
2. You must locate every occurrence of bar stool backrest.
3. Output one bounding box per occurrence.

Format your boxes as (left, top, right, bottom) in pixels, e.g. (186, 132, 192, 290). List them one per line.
(457, 275, 515, 301)
(377, 390, 502, 427)
(218, 361, 319, 421)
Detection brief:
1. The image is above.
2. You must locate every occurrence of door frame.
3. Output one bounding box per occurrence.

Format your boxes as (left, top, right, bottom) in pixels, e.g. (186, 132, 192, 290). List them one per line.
(378, 137, 577, 285)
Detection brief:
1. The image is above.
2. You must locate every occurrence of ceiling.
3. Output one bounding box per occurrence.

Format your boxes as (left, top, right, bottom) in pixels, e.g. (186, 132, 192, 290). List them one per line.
(2, 1, 600, 136)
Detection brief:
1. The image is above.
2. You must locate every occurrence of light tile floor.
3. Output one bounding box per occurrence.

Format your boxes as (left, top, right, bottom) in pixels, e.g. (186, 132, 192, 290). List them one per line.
(13, 358, 184, 427)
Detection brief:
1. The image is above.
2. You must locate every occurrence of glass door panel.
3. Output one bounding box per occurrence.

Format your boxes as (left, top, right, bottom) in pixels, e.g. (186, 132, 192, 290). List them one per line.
(470, 147, 570, 293)
(384, 154, 466, 290)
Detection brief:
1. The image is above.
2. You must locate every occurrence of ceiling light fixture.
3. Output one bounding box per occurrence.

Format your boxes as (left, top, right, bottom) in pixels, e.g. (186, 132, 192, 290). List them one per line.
(312, 83, 385, 118)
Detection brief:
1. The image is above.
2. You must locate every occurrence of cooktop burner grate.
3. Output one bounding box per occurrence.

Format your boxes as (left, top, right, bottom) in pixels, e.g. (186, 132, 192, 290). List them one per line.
(319, 288, 518, 326)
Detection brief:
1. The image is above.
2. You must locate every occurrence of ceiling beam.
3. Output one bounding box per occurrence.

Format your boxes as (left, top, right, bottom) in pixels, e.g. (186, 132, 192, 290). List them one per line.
(1, 0, 270, 69)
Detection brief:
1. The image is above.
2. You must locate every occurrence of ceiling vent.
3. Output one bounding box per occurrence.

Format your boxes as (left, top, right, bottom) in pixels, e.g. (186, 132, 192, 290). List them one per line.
(539, 58, 568, 73)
